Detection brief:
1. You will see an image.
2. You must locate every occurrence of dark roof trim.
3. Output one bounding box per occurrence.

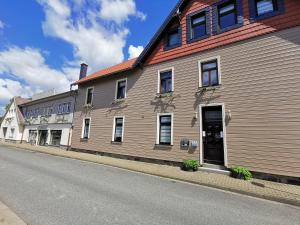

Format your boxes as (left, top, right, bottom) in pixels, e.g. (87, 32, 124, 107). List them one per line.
(19, 90, 77, 107)
(134, 0, 187, 67)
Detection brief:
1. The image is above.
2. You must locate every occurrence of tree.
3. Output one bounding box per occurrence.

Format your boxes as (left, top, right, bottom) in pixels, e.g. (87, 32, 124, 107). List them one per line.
(5, 98, 13, 112)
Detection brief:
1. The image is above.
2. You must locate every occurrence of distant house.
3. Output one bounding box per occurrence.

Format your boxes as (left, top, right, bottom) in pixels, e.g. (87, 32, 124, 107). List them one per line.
(20, 91, 77, 148)
(0, 97, 28, 143)
(70, 0, 300, 181)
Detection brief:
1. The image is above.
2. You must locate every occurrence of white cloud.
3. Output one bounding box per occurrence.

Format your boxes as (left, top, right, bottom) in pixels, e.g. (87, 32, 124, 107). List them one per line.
(128, 45, 143, 59)
(0, 20, 5, 29)
(100, 0, 146, 24)
(0, 78, 33, 104)
(37, 0, 146, 72)
(136, 11, 147, 21)
(0, 47, 78, 112)
(0, 0, 146, 115)
(0, 47, 73, 91)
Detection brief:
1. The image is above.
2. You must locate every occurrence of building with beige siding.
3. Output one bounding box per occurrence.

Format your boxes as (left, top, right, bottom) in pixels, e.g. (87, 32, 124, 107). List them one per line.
(70, 0, 300, 181)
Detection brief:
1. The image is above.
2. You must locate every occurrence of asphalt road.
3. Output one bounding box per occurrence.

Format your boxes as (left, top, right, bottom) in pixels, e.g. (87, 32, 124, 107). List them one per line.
(0, 146, 299, 225)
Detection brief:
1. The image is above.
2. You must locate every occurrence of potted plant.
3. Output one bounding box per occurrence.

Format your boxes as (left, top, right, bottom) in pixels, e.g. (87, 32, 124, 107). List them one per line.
(182, 160, 199, 172)
(231, 166, 252, 180)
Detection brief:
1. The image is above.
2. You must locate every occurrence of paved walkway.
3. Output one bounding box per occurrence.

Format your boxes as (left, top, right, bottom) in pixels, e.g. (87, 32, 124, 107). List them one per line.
(1, 141, 300, 207)
(0, 201, 26, 225)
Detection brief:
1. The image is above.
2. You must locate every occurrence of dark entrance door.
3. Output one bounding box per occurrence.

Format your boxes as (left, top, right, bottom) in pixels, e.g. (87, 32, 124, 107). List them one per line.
(51, 130, 62, 146)
(39, 130, 48, 146)
(202, 106, 224, 165)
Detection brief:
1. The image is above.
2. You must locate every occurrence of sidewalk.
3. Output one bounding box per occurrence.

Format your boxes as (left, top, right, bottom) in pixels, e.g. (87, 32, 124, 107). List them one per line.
(1, 141, 300, 207)
(0, 201, 26, 225)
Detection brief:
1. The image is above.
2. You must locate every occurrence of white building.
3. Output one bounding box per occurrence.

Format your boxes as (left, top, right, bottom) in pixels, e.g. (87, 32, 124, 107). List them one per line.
(20, 91, 77, 148)
(0, 97, 28, 143)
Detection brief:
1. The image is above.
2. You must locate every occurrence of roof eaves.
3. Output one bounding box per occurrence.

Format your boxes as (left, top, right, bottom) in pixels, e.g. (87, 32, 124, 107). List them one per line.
(19, 90, 76, 107)
(74, 65, 135, 86)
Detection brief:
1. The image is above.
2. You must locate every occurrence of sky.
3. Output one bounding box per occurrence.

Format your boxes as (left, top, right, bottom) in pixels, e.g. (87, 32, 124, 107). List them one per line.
(0, 0, 178, 116)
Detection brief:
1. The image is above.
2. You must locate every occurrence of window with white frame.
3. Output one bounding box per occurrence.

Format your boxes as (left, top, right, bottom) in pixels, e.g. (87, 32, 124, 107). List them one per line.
(112, 117, 124, 142)
(82, 118, 91, 139)
(158, 68, 174, 95)
(115, 79, 127, 100)
(85, 87, 94, 105)
(157, 114, 173, 145)
(199, 57, 221, 88)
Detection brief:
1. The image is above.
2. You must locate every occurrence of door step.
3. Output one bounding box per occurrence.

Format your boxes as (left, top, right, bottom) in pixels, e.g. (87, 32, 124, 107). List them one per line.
(199, 163, 231, 176)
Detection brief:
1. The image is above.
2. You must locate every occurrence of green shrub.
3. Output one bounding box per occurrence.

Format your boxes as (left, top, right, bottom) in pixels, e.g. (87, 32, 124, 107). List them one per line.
(182, 160, 199, 171)
(231, 166, 252, 180)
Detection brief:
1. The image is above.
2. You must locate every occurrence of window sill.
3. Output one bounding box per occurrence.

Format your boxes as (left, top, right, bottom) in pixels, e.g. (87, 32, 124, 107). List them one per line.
(187, 34, 211, 44)
(250, 10, 284, 22)
(83, 104, 93, 108)
(214, 23, 243, 35)
(111, 141, 122, 145)
(155, 144, 173, 147)
(164, 43, 182, 51)
(198, 85, 222, 92)
(113, 98, 126, 104)
(80, 138, 89, 142)
(156, 92, 173, 98)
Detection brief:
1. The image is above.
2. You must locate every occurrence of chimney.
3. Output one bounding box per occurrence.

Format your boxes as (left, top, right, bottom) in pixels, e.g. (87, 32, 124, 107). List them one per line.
(79, 63, 88, 79)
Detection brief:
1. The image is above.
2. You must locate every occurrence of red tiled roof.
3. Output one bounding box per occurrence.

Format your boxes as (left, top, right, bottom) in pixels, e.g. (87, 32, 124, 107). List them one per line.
(75, 58, 137, 85)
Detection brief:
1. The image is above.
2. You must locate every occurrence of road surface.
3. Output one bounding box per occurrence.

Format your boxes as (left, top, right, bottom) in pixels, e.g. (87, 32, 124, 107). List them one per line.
(0, 146, 299, 225)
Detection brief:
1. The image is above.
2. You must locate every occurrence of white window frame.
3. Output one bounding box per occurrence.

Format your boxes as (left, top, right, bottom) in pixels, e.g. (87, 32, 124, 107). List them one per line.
(85, 87, 94, 105)
(198, 56, 222, 88)
(112, 116, 125, 142)
(157, 67, 175, 94)
(115, 78, 127, 100)
(81, 117, 91, 139)
(156, 113, 174, 145)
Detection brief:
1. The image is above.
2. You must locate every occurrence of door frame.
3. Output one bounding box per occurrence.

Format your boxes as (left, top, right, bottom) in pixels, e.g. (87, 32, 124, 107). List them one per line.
(199, 103, 228, 167)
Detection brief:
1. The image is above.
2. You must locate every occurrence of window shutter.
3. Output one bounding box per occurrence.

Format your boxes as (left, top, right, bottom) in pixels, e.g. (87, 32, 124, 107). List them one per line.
(212, 5, 218, 34)
(186, 16, 191, 43)
(277, 0, 285, 14)
(163, 34, 168, 50)
(206, 7, 211, 35)
(178, 26, 182, 46)
(248, 0, 256, 22)
(236, 0, 244, 25)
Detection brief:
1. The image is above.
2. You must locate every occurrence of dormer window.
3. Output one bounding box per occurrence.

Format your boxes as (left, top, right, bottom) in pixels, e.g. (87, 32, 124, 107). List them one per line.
(218, 1, 237, 30)
(187, 7, 211, 43)
(249, 0, 284, 21)
(164, 27, 181, 50)
(256, 0, 277, 16)
(213, 0, 243, 34)
(191, 13, 206, 38)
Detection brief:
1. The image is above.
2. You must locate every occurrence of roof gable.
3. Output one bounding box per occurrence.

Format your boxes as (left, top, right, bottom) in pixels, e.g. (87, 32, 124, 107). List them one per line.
(1, 97, 28, 126)
(134, 0, 187, 66)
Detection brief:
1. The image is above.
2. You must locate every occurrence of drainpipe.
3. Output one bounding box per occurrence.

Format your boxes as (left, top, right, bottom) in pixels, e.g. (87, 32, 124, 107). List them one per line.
(67, 86, 77, 150)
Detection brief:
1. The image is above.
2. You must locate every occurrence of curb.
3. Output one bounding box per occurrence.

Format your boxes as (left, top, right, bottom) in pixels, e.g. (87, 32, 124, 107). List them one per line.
(1, 143, 300, 208)
(0, 200, 27, 225)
